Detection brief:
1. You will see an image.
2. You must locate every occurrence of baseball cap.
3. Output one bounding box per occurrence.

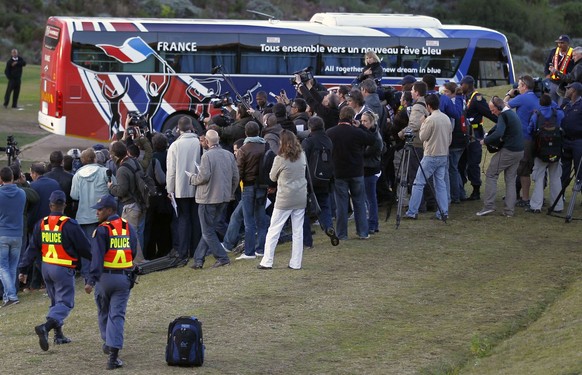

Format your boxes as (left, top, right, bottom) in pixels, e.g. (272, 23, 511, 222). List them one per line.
(91, 195, 117, 210)
(566, 82, 582, 93)
(460, 75, 475, 85)
(555, 35, 571, 44)
(49, 190, 66, 204)
(399, 75, 417, 85)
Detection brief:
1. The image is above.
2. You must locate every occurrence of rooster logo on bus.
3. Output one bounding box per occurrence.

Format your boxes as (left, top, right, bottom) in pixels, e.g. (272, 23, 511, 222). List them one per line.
(96, 37, 175, 135)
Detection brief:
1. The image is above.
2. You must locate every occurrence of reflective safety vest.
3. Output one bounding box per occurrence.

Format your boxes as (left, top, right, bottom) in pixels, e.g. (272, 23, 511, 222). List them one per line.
(551, 47, 574, 80)
(100, 218, 133, 269)
(41, 216, 78, 268)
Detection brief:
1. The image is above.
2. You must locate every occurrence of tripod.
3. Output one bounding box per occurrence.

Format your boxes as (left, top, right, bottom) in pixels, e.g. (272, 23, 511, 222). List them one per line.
(547, 156, 582, 223)
(395, 135, 447, 228)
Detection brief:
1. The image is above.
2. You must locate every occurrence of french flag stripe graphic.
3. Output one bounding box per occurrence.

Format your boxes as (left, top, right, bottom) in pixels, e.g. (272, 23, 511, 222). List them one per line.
(97, 37, 154, 63)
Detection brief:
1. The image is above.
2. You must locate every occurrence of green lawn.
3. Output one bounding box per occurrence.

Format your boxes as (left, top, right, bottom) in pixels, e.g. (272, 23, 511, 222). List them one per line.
(1, 198, 581, 374)
(1, 69, 581, 374)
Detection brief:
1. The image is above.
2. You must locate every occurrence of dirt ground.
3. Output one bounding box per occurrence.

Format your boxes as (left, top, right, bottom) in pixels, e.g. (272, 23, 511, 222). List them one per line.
(0, 105, 97, 164)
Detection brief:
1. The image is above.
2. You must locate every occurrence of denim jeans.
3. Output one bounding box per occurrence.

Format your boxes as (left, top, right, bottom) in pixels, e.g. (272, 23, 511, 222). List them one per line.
(223, 200, 244, 250)
(0, 236, 22, 302)
(335, 176, 368, 238)
(194, 203, 230, 265)
(407, 155, 449, 218)
(448, 148, 465, 202)
(364, 174, 380, 232)
(175, 197, 201, 260)
(241, 185, 268, 256)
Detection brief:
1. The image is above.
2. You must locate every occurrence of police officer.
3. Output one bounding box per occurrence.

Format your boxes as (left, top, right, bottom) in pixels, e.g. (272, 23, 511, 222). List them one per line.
(460, 75, 498, 200)
(545, 35, 575, 104)
(84, 194, 137, 370)
(18, 190, 92, 351)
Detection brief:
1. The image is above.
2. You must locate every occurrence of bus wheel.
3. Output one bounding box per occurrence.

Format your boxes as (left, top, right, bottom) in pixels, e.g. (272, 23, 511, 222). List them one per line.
(162, 114, 204, 136)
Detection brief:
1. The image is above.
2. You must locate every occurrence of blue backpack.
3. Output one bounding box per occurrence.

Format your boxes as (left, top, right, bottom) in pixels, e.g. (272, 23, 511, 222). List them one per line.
(165, 316, 204, 367)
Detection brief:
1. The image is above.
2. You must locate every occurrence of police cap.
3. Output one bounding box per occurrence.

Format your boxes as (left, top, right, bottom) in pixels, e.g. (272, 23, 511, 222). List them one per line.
(49, 190, 66, 204)
(91, 195, 117, 210)
(460, 75, 475, 85)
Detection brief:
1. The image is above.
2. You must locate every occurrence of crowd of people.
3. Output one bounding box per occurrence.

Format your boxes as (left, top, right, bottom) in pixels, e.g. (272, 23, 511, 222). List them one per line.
(0, 33, 581, 369)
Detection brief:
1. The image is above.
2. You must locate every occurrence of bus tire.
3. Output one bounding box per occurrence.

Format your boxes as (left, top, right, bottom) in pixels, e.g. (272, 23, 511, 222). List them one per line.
(162, 114, 204, 136)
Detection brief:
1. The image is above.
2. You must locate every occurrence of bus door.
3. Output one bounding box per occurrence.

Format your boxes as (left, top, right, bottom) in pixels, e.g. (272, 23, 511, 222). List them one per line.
(39, 23, 64, 134)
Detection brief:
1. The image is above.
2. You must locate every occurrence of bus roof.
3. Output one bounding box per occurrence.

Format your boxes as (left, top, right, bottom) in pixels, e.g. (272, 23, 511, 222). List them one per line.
(309, 12, 443, 28)
(47, 15, 506, 40)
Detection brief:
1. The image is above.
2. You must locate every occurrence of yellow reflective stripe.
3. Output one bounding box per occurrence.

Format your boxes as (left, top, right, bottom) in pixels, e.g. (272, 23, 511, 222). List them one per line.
(103, 250, 133, 268)
(42, 244, 73, 266)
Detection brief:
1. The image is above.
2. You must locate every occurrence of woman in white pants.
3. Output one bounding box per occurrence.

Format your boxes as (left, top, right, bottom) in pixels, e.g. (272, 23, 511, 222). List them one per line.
(258, 130, 307, 270)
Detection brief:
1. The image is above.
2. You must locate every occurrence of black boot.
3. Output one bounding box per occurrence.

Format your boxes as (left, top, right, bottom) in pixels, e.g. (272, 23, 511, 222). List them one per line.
(467, 185, 480, 200)
(102, 343, 111, 355)
(34, 318, 58, 351)
(54, 325, 71, 345)
(107, 348, 123, 370)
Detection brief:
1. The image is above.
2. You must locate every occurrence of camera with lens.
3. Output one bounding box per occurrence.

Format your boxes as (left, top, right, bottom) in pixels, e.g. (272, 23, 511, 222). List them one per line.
(404, 128, 415, 144)
(164, 128, 177, 145)
(210, 93, 233, 109)
(128, 111, 148, 129)
(507, 87, 520, 98)
(0, 135, 21, 162)
(290, 67, 314, 85)
(126, 127, 137, 138)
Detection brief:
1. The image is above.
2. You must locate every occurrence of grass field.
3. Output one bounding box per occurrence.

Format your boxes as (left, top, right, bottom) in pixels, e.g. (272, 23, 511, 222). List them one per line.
(1, 67, 582, 374)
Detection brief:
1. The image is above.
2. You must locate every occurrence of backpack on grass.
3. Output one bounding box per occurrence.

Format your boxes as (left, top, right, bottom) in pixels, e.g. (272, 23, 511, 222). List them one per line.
(165, 316, 204, 367)
(533, 109, 562, 163)
(119, 160, 157, 208)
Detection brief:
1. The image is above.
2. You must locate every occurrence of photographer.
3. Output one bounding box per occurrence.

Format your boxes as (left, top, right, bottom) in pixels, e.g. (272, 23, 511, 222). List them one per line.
(217, 105, 252, 149)
(297, 79, 340, 130)
(504, 75, 540, 207)
(404, 94, 452, 220)
(122, 115, 153, 172)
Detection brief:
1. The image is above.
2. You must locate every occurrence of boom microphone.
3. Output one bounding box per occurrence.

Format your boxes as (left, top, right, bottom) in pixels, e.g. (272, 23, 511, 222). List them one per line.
(211, 65, 222, 75)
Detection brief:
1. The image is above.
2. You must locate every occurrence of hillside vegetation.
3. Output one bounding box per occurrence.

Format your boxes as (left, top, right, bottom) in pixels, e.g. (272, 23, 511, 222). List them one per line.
(1, 0, 580, 76)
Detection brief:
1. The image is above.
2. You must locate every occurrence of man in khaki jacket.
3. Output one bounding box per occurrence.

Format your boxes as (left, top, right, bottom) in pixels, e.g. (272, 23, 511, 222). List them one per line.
(189, 130, 239, 269)
(405, 93, 452, 221)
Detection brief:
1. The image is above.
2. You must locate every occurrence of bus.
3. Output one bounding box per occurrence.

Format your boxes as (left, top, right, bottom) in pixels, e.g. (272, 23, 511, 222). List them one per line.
(39, 13, 515, 140)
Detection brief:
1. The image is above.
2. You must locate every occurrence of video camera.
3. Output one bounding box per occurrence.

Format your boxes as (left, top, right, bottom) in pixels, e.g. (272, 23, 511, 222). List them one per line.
(404, 128, 415, 144)
(290, 67, 314, 85)
(128, 111, 149, 129)
(210, 92, 233, 109)
(509, 77, 548, 99)
(0, 135, 20, 159)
